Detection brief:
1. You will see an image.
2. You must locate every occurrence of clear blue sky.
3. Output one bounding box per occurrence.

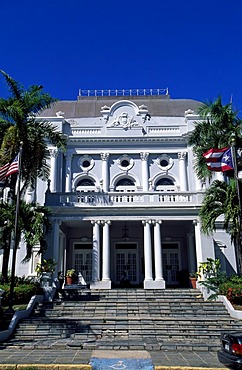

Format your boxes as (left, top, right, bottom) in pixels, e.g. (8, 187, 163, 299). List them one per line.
(0, 0, 242, 114)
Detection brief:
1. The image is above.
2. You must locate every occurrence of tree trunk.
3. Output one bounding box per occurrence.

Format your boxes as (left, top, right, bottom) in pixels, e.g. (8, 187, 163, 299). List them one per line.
(1, 230, 12, 283)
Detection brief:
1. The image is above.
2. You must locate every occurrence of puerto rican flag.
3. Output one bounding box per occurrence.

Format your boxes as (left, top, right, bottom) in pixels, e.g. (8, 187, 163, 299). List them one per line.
(203, 147, 234, 172)
(0, 154, 19, 181)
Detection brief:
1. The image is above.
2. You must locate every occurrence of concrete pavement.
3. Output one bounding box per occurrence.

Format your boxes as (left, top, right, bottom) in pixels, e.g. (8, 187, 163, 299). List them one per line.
(0, 348, 226, 369)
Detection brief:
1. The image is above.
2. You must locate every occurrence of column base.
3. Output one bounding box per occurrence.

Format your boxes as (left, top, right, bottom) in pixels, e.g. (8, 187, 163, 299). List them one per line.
(90, 280, 111, 290)
(144, 279, 166, 289)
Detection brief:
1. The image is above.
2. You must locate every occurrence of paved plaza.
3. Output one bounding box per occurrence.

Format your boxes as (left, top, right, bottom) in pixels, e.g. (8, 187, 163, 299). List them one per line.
(0, 348, 226, 369)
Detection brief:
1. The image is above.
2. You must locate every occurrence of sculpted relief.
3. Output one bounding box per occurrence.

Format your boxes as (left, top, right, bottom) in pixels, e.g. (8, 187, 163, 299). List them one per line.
(101, 101, 150, 129)
(108, 112, 137, 128)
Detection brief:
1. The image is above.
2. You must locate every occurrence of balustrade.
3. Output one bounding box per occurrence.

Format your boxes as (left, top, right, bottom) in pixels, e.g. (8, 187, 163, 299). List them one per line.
(46, 191, 203, 207)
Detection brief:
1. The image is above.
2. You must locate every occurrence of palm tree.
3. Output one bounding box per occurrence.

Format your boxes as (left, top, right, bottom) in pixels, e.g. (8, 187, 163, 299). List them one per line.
(199, 179, 239, 242)
(188, 96, 242, 181)
(0, 71, 66, 279)
(0, 200, 52, 282)
(0, 70, 66, 195)
(189, 97, 242, 272)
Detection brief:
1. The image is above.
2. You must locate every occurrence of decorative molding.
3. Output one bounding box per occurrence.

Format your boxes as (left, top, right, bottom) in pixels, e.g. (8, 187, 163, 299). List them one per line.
(178, 151, 187, 160)
(140, 152, 149, 161)
(148, 127, 180, 134)
(100, 152, 110, 161)
(78, 155, 94, 172)
(71, 128, 102, 135)
(64, 152, 73, 161)
(49, 148, 58, 158)
(107, 112, 138, 129)
(156, 154, 173, 171)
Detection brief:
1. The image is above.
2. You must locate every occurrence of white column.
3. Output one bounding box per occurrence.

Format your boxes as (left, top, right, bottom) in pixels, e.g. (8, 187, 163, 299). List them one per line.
(216, 172, 224, 181)
(140, 152, 149, 191)
(91, 220, 101, 283)
(101, 220, 111, 289)
(100, 153, 109, 192)
(53, 219, 61, 278)
(142, 220, 153, 288)
(154, 221, 165, 288)
(178, 151, 188, 191)
(49, 148, 58, 192)
(187, 232, 196, 272)
(65, 152, 73, 192)
(193, 220, 203, 267)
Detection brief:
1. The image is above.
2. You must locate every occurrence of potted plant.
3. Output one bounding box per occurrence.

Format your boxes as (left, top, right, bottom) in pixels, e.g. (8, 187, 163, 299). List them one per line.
(189, 271, 198, 289)
(66, 269, 76, 285)
(35, 258, 57, 277)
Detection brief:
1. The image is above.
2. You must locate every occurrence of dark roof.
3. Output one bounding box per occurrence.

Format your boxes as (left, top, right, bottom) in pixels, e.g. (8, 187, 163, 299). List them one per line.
(39, 95, 202, 118)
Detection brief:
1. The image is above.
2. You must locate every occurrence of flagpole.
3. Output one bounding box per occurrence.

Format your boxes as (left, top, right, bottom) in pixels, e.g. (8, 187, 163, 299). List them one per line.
(8, 143, 23, 311)
(231, 139, 242, 274)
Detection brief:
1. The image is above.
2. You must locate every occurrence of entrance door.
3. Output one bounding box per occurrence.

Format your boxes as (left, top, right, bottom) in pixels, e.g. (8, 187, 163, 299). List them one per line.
(162, 244, 180, 285)
(73, 243, 92, 283)
(115, 244, 138, 285)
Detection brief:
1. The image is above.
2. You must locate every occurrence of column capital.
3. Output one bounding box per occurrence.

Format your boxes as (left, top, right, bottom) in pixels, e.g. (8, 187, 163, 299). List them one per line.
(101, 152, 110, 161)
(140, 152, 149, 161)
(54, 218, 62, 226)
(142, 219, 158, 225)
(178, 151, 187, 160)
(193, 219, 199, 226)
(49, 148, 58, 158)
(64, 152, 73, 161)
(91, 220, 106, 225)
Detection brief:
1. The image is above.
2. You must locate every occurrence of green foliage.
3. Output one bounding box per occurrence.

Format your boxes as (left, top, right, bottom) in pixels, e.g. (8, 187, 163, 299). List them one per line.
(0, 200, 52, 261)
(0, 283, 41, 305)
(66, 269, 76, 277)
(198, 258, 228, 299)
(198, 258, 221, 278)
(35, 258, 56, 276)
(199, 179, 240, 244)
(188, 96, 242, 181)
(189, 271, 199, 278)
(198, 259, 242, 304)
(0, 69, 66, 194)
(0, 71, 66, 279)
(219, 281, 242, 305)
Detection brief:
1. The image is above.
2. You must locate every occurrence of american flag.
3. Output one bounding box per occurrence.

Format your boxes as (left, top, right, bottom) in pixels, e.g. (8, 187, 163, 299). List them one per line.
(0, 154, 19, 181)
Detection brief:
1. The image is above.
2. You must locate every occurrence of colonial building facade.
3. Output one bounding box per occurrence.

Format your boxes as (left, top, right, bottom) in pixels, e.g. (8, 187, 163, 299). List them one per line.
(2, 89, 238, 288)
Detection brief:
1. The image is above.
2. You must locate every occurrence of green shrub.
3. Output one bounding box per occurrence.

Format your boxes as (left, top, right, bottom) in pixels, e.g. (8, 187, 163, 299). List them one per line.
(219, 281, 242, 305)
(0, 283, 41, 305)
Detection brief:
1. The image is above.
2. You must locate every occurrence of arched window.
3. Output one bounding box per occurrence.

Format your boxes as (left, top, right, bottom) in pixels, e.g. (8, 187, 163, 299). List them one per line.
(76, 178, 96, 192)
(76, 179, 95, 187)
(155, 177, 176, 192)
(115, 178, 136, 192)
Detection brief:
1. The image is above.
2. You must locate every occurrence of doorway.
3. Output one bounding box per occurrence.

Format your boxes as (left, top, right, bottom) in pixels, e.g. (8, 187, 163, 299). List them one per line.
(162, 243, 181, 286)
(73, 243, 92, 283)
(115, 243, 138, 285)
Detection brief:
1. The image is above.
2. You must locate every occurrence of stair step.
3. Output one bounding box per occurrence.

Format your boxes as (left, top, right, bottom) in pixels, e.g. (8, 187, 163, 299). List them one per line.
(3, 288, 242, 351)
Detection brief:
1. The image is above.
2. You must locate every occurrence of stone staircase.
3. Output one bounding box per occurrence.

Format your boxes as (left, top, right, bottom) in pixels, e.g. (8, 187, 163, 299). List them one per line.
(3, 288, 242, 351)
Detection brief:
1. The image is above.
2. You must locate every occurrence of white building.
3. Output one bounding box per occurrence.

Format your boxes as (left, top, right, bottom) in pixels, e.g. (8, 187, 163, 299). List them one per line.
(2, 89, 238, 288)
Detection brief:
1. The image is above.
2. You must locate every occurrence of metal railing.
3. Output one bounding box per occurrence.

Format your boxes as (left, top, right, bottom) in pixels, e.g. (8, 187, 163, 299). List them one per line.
(78, 88, 169, 97)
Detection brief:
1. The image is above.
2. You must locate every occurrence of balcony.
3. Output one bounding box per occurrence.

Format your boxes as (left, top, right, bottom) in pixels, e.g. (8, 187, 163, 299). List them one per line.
(45, 191, 204, 209)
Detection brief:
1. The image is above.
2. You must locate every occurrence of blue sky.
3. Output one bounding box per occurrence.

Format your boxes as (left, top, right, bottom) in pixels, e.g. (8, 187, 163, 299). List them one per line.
(0, 0, 242, 114)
